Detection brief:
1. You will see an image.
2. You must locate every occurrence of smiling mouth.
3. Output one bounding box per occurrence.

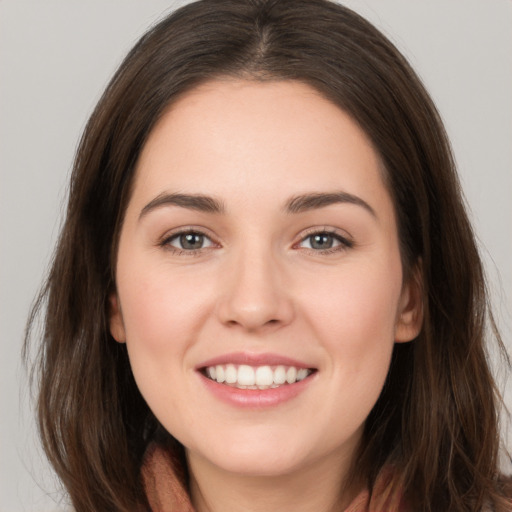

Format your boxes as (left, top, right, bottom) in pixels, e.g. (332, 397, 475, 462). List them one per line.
(200, 364, 317, 390)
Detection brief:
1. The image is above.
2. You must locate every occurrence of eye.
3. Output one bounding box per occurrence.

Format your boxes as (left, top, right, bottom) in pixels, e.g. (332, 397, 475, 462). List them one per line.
(164, 231, 214, 251)
(298, 230, 353, 252)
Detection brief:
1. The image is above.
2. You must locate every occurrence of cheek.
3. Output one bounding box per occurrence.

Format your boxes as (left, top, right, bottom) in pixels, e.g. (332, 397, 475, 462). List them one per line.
(300, 255, 402, 381)
(114, 262, 215, 411)
(115, 262, 214, 418)
(298, 259, 402, 433)
(117, 260, 210, 348)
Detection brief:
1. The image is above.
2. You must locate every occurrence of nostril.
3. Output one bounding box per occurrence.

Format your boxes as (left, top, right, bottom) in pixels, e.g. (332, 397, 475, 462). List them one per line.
(223, 316, 282, 330)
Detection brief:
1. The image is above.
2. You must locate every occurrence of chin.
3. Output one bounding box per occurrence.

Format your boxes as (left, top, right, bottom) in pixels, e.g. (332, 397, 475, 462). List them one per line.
(197, 448, 307, 477)
(184, 426, 337, 478)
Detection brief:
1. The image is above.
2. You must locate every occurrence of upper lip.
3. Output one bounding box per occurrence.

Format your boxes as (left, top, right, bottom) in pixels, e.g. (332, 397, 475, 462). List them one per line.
(196, 352, 315, 370)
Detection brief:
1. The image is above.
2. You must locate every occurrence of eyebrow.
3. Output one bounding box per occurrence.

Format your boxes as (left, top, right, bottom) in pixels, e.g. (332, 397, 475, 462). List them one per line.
(139, 192, 225, 219)
(139, 190, 376, 220)
(284, 191, 377, 218)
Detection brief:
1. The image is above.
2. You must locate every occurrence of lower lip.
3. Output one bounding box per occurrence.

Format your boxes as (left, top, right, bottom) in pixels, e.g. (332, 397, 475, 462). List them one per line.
(198, 372, 315, 409)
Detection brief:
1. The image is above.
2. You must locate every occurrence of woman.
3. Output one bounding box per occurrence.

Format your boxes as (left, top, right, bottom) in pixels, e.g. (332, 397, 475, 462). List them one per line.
(25, 0, 511, 510)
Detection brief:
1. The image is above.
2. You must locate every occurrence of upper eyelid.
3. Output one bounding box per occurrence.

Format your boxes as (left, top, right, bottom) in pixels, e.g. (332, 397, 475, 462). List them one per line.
(295, 226, 353, 242)
(293, 228, 354, 252)
(160, 225, 218, 243)
(159, 228, 219, 255)
(158, 226, 353, 249)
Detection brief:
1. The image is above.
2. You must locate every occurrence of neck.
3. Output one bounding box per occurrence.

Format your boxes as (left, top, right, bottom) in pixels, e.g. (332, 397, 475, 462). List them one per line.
(187, 447, 363, 512)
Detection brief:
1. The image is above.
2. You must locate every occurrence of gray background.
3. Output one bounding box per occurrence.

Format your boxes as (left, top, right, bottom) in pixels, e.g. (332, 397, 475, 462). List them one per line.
(1, 1, 511, 510)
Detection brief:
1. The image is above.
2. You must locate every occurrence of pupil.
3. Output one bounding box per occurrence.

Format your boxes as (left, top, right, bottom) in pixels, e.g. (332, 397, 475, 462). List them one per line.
(311, 234, 333, 249)
(180, 233, 203, 249)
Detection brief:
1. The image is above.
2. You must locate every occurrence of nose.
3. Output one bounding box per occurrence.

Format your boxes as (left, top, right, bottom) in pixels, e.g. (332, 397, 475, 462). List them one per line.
(216, 247, 295, 332)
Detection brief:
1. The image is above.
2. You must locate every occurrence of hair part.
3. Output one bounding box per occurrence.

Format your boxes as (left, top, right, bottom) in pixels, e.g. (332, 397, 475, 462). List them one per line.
(25, 0, 510, 510)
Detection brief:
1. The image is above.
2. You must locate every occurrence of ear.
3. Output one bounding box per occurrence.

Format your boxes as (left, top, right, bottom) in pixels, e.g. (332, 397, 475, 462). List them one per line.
(109, 292, 126, 343)
(394, 261, 423, 343)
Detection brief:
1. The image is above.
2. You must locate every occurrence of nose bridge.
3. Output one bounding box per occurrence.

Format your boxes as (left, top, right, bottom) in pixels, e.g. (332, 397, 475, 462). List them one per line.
(217, 238, 294, 331)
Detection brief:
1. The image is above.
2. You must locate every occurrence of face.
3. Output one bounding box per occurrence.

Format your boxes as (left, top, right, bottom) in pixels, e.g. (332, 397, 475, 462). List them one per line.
(110, 80, 422, 480)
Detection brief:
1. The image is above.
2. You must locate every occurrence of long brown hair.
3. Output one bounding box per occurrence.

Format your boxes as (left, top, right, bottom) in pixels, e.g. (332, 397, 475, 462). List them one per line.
(25, 0, 511, 510)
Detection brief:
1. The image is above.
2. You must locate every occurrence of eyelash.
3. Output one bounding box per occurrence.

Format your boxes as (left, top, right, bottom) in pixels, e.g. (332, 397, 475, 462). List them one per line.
(159, 228, 354, 256)
(160, 227, 217, 257)
(294, 227, 354, 254)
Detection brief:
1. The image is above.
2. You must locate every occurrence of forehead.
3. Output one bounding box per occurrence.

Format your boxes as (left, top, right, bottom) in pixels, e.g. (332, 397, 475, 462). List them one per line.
(131, 79, 391, 216)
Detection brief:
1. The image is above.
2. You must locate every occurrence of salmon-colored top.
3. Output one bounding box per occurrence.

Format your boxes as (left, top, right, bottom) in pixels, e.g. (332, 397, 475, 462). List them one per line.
(141, 444, 407, 512)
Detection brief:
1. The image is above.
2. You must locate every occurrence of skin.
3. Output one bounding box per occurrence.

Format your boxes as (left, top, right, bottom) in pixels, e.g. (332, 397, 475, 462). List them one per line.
(110, 80, 422, 512)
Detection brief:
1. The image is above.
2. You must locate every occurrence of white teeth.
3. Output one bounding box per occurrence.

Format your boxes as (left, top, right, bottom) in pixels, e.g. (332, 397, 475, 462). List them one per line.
(286, 366, 297, 384)
(215, 365, 225, 383)
(225, 364, 237, 384)
(297, 368, 308, 381)
(274, 365, 286, 385)
(205, 364, 313, 389)
(238, 365, 255, 386)
(255, 366, 274, 386)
